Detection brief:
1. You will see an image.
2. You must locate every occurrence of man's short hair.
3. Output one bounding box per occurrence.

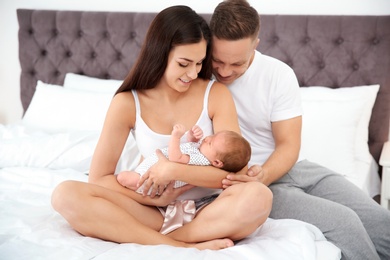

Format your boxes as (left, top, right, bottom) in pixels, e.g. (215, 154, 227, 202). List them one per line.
(210, 0, 260, 40)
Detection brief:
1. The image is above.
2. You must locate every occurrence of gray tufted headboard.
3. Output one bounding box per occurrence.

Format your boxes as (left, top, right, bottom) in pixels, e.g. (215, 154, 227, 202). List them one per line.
(17, 9, 390, 166)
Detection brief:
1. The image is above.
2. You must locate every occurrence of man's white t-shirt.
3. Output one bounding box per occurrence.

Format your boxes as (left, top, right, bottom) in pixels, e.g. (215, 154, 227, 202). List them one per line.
(226, 51, 304, 166)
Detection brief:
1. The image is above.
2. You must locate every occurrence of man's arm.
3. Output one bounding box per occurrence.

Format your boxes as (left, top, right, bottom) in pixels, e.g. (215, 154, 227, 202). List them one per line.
(260, 116, 301, 185)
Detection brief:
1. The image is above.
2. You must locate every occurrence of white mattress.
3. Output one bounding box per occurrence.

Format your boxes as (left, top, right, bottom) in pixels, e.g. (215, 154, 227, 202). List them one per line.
(0, 167, 341, 260)
(0, 124, 341, 259)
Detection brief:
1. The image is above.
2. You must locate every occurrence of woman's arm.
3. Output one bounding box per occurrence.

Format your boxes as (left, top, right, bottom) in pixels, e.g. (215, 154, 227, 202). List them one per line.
(139, 81, 242, 191)
(88, 92, 134, 185)
(144, 151, 228, 188)
(88, 92, 188, 206)
(97, 172, 193, 206)
(208, 81, 241, 134)
(177, 81, 242, 185)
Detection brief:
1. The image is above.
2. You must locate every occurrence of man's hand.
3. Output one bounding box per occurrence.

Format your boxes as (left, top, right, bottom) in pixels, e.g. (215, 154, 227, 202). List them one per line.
(222, 164, 265, 189)
(138, 149, 174, 197)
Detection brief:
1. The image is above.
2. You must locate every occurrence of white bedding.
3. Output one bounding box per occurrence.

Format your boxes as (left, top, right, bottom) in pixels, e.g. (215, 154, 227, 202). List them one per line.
(0, 124, 341, 259)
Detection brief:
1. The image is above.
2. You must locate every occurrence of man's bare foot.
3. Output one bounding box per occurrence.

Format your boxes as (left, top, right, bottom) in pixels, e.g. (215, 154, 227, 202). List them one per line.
(190, 238, 234, 250)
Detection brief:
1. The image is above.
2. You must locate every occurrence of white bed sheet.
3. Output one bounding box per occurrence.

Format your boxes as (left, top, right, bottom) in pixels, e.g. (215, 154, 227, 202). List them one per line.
(0, 167, 340, 260)
(0, 124, 341, 259)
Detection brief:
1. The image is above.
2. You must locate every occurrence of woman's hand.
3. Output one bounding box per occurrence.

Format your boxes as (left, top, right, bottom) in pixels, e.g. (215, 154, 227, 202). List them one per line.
(221, 164, 265, 189)
(148, 181, 195, 207)
(138, 149, 175, 197)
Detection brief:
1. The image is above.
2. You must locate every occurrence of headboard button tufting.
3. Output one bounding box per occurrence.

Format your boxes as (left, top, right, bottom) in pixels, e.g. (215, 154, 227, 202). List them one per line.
(52, 29, 58, 36)
(14, 10, 390, 169)
(41, 50, 47, 56)
(336, 37, 344, 45)
(372, 38, 380, 45)
(91, 52, 97, 58)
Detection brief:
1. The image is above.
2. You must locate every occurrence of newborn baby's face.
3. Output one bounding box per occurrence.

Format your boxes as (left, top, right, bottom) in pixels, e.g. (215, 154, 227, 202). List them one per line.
(199, 132, 225, 162)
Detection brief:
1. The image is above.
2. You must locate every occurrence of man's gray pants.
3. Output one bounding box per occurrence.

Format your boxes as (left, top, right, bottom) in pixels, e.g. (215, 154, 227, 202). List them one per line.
(269, 160, 390, 260)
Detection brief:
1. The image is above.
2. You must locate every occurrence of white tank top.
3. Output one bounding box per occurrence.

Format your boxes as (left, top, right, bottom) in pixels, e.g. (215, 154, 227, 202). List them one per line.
(131, 80, 221, 200)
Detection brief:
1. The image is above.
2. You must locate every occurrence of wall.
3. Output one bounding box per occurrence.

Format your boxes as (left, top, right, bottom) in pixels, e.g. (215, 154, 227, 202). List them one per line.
(1, 0, 390, 124)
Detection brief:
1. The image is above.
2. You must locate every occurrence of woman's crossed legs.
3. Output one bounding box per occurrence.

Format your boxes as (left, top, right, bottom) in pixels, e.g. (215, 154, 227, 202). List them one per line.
(51, 180, 271, 249)
(168, 181, 272, 242)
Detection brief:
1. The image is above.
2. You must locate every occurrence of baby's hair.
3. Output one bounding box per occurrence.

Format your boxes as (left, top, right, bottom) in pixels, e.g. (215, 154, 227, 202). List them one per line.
(218, 131, 251, 172)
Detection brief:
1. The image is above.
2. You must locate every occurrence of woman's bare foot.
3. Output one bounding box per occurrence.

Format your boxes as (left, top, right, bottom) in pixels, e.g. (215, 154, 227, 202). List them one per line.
(190, 238, 234, 250)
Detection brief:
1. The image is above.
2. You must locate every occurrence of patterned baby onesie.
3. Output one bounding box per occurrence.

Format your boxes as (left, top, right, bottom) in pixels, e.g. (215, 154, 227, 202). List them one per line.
(136, 142, 210, 194)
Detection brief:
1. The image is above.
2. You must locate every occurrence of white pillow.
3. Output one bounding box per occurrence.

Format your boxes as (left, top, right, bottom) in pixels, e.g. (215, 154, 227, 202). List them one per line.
(300, 85, 380, 197)
(64, 73, 122, 93)
(0, 125, 100, 172)
(63, 74, 143, 172)
(23, 80, 113, 133)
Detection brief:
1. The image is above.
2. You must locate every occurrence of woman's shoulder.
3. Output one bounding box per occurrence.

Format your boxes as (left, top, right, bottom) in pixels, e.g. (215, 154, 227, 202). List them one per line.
(109, 91, 136, 121)
(193, 78, 229, 92)
(207, 80, 235, 111)
(112, 91, 135, 107)
(208, 80, 232, 97)
(97, 91, 136, 136)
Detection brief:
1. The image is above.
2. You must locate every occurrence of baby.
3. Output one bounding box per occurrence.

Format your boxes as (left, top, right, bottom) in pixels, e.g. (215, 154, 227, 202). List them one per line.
(117, 124, 251, 195)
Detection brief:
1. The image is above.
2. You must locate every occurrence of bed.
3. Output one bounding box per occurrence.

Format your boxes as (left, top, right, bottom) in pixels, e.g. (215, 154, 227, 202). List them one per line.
(0, 9, 389, 260)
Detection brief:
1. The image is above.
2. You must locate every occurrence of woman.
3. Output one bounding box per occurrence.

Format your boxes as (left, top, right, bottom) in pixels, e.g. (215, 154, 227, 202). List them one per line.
(51, 5, 272, 250)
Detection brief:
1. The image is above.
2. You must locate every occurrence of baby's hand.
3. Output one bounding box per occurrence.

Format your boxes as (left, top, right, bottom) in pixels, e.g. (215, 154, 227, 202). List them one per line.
(172, 124, 186, 138)
(188, 125, 203, 142)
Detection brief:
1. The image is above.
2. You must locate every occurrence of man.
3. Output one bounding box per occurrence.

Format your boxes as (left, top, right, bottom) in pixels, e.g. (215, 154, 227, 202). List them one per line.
(209, 0, 390, 259)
